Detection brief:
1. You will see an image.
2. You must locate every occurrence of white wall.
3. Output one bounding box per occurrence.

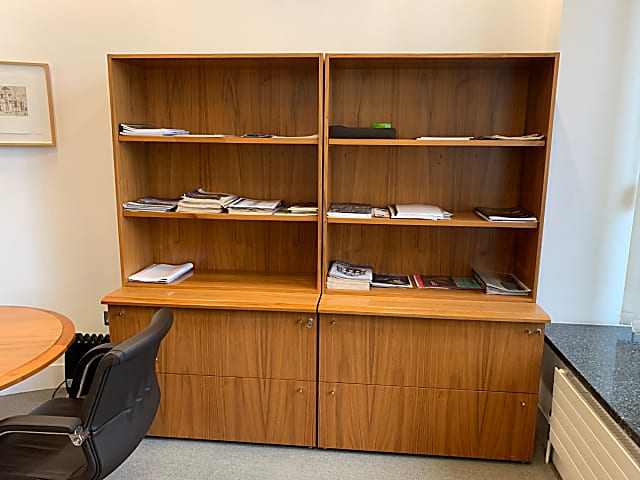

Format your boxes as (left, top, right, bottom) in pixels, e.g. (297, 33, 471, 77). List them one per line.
(8, 0, 628, 394)
(538, 0, 640, 325)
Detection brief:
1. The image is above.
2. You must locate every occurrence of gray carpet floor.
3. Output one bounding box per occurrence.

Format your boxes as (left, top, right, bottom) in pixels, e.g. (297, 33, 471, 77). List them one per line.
(0, 389, 559, 479)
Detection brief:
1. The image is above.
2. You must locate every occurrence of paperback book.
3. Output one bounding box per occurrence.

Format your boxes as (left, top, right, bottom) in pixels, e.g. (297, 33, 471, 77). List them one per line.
(474, 206, 537, 223)
(371, 273, 413, 288)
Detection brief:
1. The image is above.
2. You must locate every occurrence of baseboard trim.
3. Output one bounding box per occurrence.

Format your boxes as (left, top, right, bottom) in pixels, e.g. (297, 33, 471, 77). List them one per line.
(0, 362, 64, 396)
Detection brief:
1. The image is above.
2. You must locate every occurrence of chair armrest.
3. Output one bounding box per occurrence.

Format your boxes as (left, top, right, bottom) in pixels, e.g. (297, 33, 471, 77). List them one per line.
(69, 342, 117, 398)
(0, 414, 83, 438)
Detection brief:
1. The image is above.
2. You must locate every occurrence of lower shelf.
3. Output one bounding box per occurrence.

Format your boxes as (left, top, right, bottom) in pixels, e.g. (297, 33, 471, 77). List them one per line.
(150, 374, 316, 447)
(318, 382, 538, 462)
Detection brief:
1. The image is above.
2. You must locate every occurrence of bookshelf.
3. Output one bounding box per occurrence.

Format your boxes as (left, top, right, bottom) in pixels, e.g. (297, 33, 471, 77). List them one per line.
(318, 53, 559, 461)
(102, 54, 323, 446)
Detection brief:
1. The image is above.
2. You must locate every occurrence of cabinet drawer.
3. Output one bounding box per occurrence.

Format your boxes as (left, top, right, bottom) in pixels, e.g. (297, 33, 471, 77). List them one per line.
(320, 314, 543, 393)
(151, 374, 316, 447)
(108, 306, 316, 380)
(318, 382, 537, 461)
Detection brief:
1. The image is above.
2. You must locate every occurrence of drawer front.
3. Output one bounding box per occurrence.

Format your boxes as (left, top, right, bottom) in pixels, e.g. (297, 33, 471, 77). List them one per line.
(320, 314, 544, 393)
(108, 306, 316, 380)
(151, 374, 316, 447)
(318, 382, 537, 461)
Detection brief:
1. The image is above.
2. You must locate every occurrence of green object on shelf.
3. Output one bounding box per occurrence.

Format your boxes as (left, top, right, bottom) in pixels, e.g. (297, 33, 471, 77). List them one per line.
(371, 122, 392, 128)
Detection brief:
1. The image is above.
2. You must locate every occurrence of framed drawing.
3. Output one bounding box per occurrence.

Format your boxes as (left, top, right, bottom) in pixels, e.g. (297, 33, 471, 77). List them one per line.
(0, 61, 55, 146)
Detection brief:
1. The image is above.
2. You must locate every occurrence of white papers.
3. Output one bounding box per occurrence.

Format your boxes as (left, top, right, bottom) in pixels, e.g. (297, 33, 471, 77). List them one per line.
(416, 136, 472, 141)
(128, 263, 194, 284)
(390, 204, 452, 220)
(119, 124, 189, 136)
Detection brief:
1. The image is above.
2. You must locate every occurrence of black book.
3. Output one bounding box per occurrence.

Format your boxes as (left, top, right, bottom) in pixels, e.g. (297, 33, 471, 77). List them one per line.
(474, 206, 537, 222)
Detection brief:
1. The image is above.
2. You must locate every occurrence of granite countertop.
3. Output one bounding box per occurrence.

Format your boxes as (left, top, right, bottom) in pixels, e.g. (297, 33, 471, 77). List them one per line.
(545, 323, 640, 447)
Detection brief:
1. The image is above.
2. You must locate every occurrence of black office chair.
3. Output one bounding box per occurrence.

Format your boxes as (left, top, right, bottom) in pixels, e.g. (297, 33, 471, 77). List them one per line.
(0, 307, 173, 480)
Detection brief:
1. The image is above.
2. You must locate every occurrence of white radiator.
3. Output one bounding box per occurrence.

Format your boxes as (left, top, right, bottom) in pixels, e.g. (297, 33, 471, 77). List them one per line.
(546, 368, 640, 480)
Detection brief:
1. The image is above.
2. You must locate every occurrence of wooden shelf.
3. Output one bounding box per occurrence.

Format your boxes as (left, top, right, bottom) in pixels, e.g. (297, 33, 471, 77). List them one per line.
(119, 135, 319, 145)
(328, 139, 545, 147)
(104, 271, 319, 312)
(123, 210, 318, 222)
(318, 289, 549, 322)
(326, 212, 538, 228)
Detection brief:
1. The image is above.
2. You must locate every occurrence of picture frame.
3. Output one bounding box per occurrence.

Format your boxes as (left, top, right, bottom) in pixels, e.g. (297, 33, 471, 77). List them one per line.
(0, 61, 55, 146)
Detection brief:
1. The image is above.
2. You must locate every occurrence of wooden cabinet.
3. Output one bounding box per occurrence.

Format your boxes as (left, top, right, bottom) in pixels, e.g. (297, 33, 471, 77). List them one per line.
(103, 54, 323, 447)
(318, 314, 543, 460)
(317, 53, 558, 461)
(103, 53, 558, 460)
(108, 305, 317, 445)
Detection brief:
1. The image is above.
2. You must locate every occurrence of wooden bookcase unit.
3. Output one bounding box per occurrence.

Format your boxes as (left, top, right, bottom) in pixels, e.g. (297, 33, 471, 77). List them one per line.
(318, 53, 558, 461)
(102, 54, 323, 447)
(102, 52, 559, 462)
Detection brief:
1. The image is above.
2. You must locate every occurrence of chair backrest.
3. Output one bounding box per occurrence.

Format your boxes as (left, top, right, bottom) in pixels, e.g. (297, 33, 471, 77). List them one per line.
(80, 307, 173, 478)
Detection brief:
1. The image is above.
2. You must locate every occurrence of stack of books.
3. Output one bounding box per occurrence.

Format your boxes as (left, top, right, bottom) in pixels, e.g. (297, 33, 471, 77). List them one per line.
(389, 204, 452, 220)
(327, 203, 372, 218)
(176, 189, 238, 213)
(326, 260, 372, 290)
(274, 202, 318, 216)
(472, 269, 531, 295)
(123, 197, 179, 212)
(226, 198, 282, 215)
(119, 123, 190, 136)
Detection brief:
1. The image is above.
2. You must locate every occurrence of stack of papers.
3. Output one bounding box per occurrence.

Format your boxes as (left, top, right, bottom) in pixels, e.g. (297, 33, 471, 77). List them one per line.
(123, 197, 179, 212)
(274, 202, 318, 216)
(389, 204, 452, 220)
(119, 123, 190, 136)
(176, 189, 238, 213)
(326, 260, 372, 291)
(226, 198, 282, 215)
(128, 263, 194, 284)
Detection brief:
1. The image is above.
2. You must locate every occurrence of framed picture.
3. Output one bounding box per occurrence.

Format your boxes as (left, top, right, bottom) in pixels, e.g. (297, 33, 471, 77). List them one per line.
(0, 61, 55, 146)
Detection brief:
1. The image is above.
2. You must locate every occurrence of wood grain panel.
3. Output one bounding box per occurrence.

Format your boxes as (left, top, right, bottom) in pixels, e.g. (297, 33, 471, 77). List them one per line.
(108, 306, 316, 381)
(120, 217, 317, 279)
(320, 315, 544, 393)
(328, 61, 531, 139)
(328, 146, 524, 210)
(318, 382, 538, 461)
(326, 223, 519, 278)
(152, 374, 316, 446)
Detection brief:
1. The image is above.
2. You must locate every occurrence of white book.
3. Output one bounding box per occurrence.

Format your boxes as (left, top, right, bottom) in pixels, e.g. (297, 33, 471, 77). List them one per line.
(390, 204, 452, 220)
(128, 263, 194, 284)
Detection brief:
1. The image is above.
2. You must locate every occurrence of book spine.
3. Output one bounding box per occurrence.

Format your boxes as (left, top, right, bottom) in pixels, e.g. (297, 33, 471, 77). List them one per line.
(413, 274, 424, 288)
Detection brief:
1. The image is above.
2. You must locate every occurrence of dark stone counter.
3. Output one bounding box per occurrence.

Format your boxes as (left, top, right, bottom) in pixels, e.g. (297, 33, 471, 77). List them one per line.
(545, 323, 640, 446)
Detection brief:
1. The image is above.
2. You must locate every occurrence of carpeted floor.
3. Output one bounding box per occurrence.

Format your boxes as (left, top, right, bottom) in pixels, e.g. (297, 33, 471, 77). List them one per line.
(0, 389, 559, 480)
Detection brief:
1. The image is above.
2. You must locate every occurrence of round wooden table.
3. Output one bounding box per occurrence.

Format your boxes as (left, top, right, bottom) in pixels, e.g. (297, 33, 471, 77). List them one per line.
(0, 306, 75, 391)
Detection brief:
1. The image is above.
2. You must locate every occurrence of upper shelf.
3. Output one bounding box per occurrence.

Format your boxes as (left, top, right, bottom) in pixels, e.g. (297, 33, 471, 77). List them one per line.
(119, 135, 319, 145)
(123, 211, 318, 222)
(328, 139, 545, 147)
(326, 212, 538, 229)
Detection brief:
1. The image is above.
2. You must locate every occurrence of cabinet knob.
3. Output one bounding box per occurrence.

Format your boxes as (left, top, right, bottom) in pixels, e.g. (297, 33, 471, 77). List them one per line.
(536, 328, 542, 335)
(307, 317, 314, 328)
(330, 320, 337, 326)
(117, 310, 124, 317)
(525, 329, 532, 335)
(297, 388, 304, 394)
(329, 389, 336, 396)
(521, 401, 527, 407)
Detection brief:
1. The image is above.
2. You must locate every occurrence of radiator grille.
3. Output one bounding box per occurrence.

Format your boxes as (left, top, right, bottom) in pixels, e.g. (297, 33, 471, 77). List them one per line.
(547, 368, 640, 479)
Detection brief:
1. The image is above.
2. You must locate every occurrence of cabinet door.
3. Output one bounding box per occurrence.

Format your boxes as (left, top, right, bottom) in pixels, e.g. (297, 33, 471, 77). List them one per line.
(109, 306, 316, 381)
(151, 374, 316, 447)
(318, 382, 537, 461)
(320, 314, 544, 393)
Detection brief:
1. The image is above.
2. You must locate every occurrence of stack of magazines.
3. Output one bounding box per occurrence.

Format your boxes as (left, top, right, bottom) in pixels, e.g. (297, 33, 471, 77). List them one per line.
(226, 198, 282, 215)
(176, 189, 238, 213)
(119, 123, 189, 136)
(123, 197, 179, 212)
(326, 260, 372, 291)
(274, 202, 318, 216)
(472, 269, 531, 295)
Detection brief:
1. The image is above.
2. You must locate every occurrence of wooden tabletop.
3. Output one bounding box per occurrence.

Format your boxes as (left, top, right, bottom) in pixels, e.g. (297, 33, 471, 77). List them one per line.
(0, 306, 75, 391)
